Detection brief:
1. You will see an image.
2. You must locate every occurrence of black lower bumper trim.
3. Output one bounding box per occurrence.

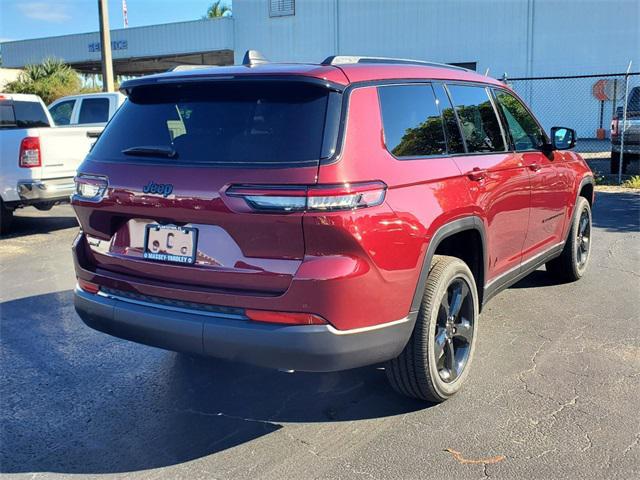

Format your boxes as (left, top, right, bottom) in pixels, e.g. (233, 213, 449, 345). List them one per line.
(74, 288, 415, 372)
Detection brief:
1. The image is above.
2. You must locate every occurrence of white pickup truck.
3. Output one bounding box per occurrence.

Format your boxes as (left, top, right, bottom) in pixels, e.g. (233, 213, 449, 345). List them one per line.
(48, 92, 125, 127)
(0, 93, 111, 233)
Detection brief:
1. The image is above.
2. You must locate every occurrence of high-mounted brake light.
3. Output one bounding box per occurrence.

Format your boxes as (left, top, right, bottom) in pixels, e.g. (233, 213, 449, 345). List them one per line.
(227, 181, 387, 213)
(19, 137, 41, 168)
(245, 309, 327, 325)
(74, 174, 108, 201)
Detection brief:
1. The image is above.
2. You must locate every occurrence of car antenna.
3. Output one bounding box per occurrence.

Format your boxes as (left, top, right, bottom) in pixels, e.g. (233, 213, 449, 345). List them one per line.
(242, 50, 269, 67)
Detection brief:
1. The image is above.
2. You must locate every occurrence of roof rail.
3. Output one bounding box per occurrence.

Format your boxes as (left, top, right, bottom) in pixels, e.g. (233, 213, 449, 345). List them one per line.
(242, 49, 269, 67)
(321, 55, 470, 72)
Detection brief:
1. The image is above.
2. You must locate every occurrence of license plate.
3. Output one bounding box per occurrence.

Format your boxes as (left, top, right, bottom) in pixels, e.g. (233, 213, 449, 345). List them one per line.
(143, 224, 197, 264)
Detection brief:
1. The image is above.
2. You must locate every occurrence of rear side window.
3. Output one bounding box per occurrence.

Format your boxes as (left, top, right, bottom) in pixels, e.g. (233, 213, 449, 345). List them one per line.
(446, 84, 505, 153)
(378, 84, 446, 157)
(432, 83, 465, 154)
(91, 82, 330, 166)
(49, 99, 75, 126)
(494, 90, 544, 151)
(12, 101, 50, 128)
(78, 98, 110, 124)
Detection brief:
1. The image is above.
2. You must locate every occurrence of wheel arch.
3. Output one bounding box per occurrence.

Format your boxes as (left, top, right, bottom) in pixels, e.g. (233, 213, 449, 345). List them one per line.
(410, 216, 487, 315)
(565, 175, 595, 243)
(578, 175, 595, 207)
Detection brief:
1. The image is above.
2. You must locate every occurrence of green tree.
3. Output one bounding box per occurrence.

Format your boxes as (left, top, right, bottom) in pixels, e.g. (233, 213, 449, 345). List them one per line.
(203, 0, 231, 18)
(5, 58, 81, 104)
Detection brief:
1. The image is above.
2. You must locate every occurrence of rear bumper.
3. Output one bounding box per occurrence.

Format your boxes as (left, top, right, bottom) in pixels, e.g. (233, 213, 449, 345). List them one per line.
(612, 137, 640, 154)
(17, 177, 75, 204)
(74, 287, 415, 372)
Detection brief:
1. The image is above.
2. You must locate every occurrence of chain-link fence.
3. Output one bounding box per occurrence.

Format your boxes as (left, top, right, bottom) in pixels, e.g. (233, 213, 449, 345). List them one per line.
(507, 71, 640, 177)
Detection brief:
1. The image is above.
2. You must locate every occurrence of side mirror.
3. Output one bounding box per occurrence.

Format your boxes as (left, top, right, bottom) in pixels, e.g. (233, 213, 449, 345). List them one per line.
(550, 127, 576, 150)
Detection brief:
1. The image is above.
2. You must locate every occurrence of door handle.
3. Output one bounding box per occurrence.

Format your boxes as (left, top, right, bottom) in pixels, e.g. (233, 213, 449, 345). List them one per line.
(528, 163, 542, 172)
(467, 167, 487, 181)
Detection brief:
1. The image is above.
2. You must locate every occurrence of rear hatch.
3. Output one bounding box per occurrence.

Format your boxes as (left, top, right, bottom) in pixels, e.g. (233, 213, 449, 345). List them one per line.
(73, 78, 343, 295)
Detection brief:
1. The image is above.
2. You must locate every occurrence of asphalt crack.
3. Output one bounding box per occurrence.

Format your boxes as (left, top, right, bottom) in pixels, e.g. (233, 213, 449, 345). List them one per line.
(179, 408, 283, 428)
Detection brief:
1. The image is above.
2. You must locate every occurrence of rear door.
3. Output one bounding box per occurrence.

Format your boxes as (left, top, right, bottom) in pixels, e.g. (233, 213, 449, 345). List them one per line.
(76, 96, 111, 126)
(73, 80, 340, 295)
(493, 88, 572, 257)
(443, 83, 531, 282)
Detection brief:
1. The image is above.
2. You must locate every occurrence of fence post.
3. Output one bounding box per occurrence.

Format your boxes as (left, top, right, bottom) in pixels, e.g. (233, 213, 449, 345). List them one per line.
(618, 61, 633, 184)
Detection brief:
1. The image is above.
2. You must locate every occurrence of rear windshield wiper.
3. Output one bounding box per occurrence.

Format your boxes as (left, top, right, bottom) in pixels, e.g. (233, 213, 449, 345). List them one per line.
(122, 146, 177, 158)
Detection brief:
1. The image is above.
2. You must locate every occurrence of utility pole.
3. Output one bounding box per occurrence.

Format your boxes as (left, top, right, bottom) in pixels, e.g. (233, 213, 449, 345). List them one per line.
(98, 0, 114, 92)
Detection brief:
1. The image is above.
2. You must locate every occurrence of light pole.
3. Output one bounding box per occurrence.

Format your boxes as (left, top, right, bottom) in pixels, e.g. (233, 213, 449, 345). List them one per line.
(98, 0, 115, 92)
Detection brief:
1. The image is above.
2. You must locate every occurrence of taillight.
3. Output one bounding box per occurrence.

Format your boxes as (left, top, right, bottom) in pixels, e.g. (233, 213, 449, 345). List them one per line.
(611, 118, 619, 136)
(19, 137, 41, 168)
(227, 181, 387, 213)
(245, 309, 327, 325)
(77, 278, 100, 294)
(74, 174, 108, 201)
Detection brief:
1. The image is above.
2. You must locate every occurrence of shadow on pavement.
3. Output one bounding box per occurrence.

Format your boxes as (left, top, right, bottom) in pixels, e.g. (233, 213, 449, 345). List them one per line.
(0, 290, 427, 474)
(1, 207, 78, 240)
(591, 191, 640, 233)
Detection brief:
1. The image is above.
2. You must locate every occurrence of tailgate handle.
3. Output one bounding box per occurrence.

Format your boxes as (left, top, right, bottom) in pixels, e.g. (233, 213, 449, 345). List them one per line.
(86, 131, 101, 139)
(467, 167, 487, 181)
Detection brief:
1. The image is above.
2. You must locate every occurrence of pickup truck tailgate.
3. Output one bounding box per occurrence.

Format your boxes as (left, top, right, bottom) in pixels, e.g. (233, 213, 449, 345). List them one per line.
(38, 127, 98, 178)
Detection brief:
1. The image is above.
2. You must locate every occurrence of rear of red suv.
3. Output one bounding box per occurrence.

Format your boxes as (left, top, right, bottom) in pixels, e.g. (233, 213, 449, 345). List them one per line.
(72, 63, 420, 375)
(73, 57, 594, 403)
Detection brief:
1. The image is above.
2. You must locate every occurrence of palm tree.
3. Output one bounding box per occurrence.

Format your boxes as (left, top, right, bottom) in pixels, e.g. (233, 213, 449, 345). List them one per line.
(204, 1, 231, 18)
(5, 58, 80, 104)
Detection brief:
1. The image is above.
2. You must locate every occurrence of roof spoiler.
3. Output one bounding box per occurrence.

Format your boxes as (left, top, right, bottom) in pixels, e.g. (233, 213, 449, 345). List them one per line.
(321, 55, 471, 72)
(168, 65, 217, 72)
(242, 50, 269, 67)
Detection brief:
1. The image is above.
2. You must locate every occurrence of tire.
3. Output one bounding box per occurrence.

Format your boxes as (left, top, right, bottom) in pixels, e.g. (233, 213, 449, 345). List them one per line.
(386, 255, 479, 403)
(1, 200, 14, 235)
(34, 202, 55, 211)
(610, 151, 631, 175)
(610, 151, 620, 174)
(546, 197, 592, 282)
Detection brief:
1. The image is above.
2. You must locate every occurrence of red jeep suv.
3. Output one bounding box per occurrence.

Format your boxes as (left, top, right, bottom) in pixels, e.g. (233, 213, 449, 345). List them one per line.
(72, 53, 594, 402)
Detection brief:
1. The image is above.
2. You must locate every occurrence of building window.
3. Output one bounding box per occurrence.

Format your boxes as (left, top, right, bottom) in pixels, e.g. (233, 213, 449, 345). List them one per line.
(270, 0, 295, 17)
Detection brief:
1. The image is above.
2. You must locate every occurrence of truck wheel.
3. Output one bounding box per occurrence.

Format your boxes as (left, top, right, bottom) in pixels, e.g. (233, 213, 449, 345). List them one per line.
(1, 201, 14, 235)
(610, 151, 620, 174)
(386, 255, 479, 402)
(546, 197, 592, 282)
(34, 202, 55, 211)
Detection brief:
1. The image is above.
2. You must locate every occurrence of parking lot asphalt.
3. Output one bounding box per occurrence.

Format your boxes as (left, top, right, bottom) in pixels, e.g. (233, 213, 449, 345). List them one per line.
(1, 190, 639, 480)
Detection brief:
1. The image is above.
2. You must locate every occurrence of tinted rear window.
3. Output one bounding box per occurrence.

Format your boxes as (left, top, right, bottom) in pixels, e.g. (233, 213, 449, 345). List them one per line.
(90, 82, 330, 166)
(0, 101, 50, 129)
(0, 104, 16, 128)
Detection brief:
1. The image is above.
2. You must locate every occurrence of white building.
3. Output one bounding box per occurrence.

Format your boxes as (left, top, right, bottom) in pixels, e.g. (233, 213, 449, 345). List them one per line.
(1, 0, 638, 137)
(2, 0, 637, 77)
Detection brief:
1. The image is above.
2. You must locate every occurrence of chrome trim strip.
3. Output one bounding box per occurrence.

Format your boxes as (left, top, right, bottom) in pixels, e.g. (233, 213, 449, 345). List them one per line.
(86, 286, 410, 335)
(326, 316, 411, 335)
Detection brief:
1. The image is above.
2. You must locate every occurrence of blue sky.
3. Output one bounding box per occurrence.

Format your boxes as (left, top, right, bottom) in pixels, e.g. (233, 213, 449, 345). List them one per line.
(0, 0, 231, 42)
